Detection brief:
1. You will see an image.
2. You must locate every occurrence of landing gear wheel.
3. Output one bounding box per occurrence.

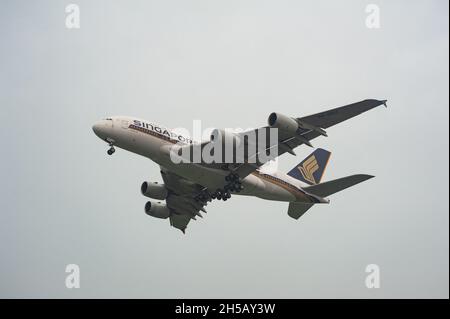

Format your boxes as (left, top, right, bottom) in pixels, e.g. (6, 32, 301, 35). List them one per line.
(225, 173, 239, 182)
(224, 172, 242, 193)
(106, 139, 116, 156)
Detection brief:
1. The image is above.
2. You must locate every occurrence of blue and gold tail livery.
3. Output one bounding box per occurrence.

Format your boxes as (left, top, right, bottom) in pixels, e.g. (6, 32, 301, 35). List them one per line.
(287, 148, 331, 185)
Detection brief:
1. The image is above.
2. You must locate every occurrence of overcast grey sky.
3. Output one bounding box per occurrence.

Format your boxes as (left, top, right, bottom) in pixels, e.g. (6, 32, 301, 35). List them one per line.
(0, 0, 448, 298)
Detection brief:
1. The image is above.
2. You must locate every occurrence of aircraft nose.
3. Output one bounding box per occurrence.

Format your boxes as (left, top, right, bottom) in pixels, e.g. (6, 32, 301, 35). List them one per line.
(92, 121, 102, 136)
(92, 119, 112, 139)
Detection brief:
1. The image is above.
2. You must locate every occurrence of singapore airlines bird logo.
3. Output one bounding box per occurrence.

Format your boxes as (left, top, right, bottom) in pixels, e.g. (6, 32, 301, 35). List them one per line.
(298, 155, 319, 184)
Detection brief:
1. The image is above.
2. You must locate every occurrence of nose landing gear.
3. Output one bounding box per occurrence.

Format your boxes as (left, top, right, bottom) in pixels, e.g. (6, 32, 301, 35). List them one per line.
(106, 140, 115, 155)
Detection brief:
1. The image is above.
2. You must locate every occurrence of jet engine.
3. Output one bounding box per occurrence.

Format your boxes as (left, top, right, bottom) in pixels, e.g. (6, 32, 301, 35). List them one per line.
(268, 112, 327, 139)
(144, 201, 170, 219)
(267, 112, 299, 135)
(141, 181, 168, 200)
(210, 128, 241, 145)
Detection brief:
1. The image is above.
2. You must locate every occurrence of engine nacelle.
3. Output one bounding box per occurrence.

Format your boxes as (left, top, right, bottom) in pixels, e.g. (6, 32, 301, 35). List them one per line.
(210, 128, 241, 146)
(268, 112, 299, 135)
(144, 201, 170, 219)
(141, 181, 168, 200)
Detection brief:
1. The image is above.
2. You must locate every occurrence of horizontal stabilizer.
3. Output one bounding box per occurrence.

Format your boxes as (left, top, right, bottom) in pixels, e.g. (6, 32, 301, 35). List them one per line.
(304, 174, 374, 197)
(288, 203, 314, 220)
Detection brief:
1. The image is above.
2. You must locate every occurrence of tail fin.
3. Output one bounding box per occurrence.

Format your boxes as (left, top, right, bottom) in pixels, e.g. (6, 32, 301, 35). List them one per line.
(287, 148, 331, 185)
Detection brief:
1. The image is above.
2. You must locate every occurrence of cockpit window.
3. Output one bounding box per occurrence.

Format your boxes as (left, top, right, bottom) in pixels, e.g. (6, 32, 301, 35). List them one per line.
(103, 118, 113, 121)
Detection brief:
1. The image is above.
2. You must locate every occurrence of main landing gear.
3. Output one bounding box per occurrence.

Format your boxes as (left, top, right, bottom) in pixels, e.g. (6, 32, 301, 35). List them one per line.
(196, 190, 213, 204)
(211, 189, 231, 201)
(208, 173, 244, 202)
(224, 173, 244, 193)
(194, 173, 247, 204)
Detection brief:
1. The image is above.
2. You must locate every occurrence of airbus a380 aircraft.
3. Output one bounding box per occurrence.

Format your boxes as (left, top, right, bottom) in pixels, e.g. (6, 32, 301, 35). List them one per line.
(93, 99, 386, 233)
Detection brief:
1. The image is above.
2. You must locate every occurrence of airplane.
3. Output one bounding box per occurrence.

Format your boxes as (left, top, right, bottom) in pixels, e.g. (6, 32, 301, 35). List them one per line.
(92, 99, 387, 233)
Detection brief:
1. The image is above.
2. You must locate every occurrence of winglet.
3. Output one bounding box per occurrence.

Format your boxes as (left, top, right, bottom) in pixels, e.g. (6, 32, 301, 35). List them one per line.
(382, 99, 388, 108)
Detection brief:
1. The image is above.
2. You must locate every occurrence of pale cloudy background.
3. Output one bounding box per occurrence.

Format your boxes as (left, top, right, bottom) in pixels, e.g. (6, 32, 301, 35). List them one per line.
(0, 0, 448, 298)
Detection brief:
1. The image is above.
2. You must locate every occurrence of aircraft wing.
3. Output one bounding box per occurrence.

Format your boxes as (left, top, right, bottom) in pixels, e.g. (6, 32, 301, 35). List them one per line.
(168, 213, 192, 234)
(292, 98, 386, 142)
(160, 168, 208, 233)
(233, 99, 387, 178)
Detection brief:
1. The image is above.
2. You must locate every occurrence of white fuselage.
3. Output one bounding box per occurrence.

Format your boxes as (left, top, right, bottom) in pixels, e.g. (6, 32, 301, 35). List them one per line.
(92, 116, 325, 204)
